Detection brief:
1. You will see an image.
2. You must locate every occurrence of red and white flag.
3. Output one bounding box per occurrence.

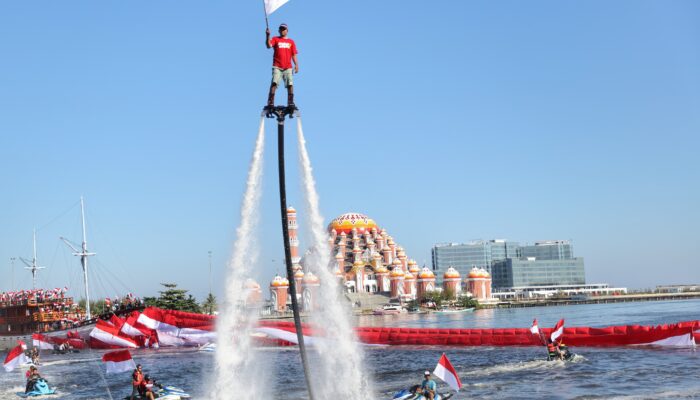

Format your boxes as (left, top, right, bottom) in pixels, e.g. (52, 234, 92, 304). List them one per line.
(32, 333, 55, 350)
(264, 0, 289, 15)
(3, 342, 29, 372)
(530, 318, 539, 335)
(433, 353, 462, 392)
(551, 319, 565, 343)
(102, 350, 136, 374)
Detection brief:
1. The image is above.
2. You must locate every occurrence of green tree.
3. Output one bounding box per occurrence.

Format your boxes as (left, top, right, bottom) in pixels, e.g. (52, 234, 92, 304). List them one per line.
(202, 293, 217, 315)
(421, 290, 445, 307)
(143, 283, 201, 313)
(457, 295, 479, 309)
(78, 299, 107, 315)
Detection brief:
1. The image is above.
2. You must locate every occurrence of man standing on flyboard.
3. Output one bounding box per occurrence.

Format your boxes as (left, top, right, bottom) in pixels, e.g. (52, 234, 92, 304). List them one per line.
(265, 23, 299, 109)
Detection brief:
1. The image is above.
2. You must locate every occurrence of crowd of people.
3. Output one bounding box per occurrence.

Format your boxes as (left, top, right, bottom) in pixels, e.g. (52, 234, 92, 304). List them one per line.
(0, 288, 69, 306)
(104, 293, 144, 313)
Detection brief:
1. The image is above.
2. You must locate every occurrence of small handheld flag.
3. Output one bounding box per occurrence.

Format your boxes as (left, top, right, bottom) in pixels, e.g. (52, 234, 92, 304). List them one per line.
(433, 353, 462, 392)
(264, 0, 290, 15)
(530, 318, 539, 335)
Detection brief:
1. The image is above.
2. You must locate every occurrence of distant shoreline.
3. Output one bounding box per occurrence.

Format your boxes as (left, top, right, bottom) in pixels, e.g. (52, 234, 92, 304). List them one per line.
(482, 292, 700, 309)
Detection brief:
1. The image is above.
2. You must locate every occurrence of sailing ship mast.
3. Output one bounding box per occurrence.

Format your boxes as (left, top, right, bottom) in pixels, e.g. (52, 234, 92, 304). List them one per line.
(20, 229, 45, 289)
(60, 197, 96, 319)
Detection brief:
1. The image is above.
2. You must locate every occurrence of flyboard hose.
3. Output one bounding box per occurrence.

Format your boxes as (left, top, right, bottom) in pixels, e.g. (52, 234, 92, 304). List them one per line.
(272, 107, 316, 400)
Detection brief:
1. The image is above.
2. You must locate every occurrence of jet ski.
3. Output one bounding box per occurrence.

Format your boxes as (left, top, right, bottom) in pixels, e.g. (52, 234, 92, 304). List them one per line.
(392, 385, 453, 400)
(17, 378, 57, 397)
(122, 385, 191, 399)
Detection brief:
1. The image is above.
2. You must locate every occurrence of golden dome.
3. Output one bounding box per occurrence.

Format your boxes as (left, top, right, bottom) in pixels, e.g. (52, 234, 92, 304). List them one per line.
(408, 259, 417, 265)
(468, 267, 491, 279)
(404, 272, 415, 281)
(392, 258, 402, 266)
(375, 265, 389, 274)
(303, 272, 320, 284)
(294, 270, 305, 278)
(328, 213, 379, 235)
(244, 279, 261, 290)
(287, 207, 296, 214)
(390, 267, 405, 278)
(409, 264, 421, 274)
(270, 275, 289, 287)
(418, 267, 435, 279)
(443, 267, 461, 279)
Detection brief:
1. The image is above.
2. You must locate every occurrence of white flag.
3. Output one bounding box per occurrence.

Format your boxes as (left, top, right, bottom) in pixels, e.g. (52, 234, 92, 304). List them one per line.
(264, 0, 289, 15)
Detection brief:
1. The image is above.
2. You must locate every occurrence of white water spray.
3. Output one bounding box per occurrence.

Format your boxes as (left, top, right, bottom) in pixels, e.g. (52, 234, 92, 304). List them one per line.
(296, 118, 373, 399)
(214, 117, 268, 399)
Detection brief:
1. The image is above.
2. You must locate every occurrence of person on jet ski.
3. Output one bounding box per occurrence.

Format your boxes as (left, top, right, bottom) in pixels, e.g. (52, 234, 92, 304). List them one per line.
(138, 374, 157, 400)
(558, 342, 572, 359)
(546, 339, 563, 361)
(416, 371, 437, 400)
(25, 366, 42, 393)
(130, 364, 144, 400)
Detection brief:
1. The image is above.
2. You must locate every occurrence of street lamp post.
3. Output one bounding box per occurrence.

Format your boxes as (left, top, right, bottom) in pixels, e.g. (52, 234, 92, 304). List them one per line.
(9, 257, 16, 291)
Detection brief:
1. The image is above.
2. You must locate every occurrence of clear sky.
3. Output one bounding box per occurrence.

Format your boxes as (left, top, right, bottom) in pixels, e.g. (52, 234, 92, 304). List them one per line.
(1, 1, 698, 302)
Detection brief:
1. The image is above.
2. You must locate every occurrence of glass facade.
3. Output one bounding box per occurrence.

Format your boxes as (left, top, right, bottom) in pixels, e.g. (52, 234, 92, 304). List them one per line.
(518, 241, 573, 260)
(431, 240, 519, 277)
(492, 258, 585, 289)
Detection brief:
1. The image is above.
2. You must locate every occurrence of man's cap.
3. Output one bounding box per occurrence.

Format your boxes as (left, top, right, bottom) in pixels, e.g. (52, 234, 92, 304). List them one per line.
(424, 371, 431, 375)
(279, 23, 288, 30)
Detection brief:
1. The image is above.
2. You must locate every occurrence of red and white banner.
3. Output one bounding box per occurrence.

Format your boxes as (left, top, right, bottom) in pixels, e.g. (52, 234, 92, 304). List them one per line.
(137, 307, 215, 346)
(530, 319, 539, 335)
(90, 319, 139, 349)
(102, 350, 136, 374)
(3, 342, 29, 372)
(32, 333, 55, 350)
(551, 319, 565, 343)
(648, 332, 695, 347)
(433, 353, 462, 392)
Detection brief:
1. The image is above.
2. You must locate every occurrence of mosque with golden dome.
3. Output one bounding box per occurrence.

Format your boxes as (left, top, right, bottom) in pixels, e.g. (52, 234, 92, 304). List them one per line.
(265, 209, 493, 312)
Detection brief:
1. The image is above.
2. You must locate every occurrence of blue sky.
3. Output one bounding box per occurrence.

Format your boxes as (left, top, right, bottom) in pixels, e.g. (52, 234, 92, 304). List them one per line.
(0, 1, 698, 301)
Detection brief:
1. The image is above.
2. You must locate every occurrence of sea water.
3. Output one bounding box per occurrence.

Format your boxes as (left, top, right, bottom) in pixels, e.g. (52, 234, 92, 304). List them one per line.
(2, 300, 698, 399)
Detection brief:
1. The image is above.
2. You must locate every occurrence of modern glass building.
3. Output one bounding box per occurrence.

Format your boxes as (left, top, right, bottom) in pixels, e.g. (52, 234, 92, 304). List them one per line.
(518, 240, 573, 260)
(434, 239, 586, 289)
(431, 240, 520, 277)
(491, 258, 585, 289)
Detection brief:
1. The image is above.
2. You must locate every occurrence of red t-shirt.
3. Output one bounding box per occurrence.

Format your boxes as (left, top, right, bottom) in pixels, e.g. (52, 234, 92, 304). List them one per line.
(270, 37, 297, 70)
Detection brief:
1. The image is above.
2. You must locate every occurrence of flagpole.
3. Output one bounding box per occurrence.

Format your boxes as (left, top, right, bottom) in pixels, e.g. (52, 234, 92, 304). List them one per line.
(262, 0, 269, 30)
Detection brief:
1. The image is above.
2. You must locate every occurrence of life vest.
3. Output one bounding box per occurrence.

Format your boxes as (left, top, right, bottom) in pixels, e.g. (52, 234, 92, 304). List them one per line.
(132, 370, 143, 386)
(547, 343, 557, 353)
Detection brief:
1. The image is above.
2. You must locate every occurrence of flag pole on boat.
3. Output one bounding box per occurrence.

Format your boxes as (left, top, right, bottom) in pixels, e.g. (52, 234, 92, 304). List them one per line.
(20, 229, 46, 289)
(60, 196, 96, 319)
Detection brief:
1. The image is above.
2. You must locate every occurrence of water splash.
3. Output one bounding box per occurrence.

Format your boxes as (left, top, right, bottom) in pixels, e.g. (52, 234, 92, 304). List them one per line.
(296, 117, 373, 399)
(214, 117, 268, 399)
